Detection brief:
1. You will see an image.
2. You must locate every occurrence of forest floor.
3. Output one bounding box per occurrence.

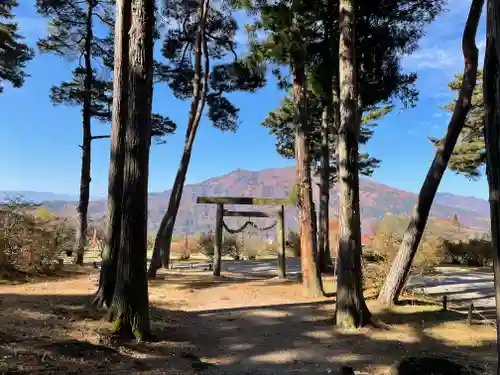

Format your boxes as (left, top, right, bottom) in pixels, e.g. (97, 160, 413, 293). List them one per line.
(0, 265, 496, 375)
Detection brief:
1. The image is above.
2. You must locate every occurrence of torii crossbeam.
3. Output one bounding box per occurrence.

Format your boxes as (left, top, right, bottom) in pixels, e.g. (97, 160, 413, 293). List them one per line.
(197, 196, 292, 278)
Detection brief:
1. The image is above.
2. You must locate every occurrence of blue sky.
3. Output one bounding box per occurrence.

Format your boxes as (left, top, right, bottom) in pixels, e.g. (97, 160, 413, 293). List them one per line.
(0, 0, 490, 200)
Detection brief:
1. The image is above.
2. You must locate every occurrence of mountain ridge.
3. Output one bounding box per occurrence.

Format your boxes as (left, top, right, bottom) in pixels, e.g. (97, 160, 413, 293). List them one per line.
(2, 166, 490, 235)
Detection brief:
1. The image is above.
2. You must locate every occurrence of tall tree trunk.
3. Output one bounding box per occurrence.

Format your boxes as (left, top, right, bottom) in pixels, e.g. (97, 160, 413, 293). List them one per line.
(318, 0, 335, 274)
(377, 0, 483, 306)
(483, 1, 500, 372)
(148, 0, 210, 279)
(109, 0, 154, 340)
(334, 0, 371, 328)
(93, 0, 131, 308)
(74, 0, 95, 265)
(318, 103, 334, 273)
(291, 29, 324, 297)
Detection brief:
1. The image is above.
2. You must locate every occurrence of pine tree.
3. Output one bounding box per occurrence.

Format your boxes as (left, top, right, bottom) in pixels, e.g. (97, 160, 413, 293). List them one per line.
(147, 0, 266, 278)
(0, 0, 34, 93)
(430, 70, 484, 179)
(262, 92, 386, 179)
(335, 0, 371, 328)
(263, 94, 388, 273)
(242, 0, 442, 298)
(37, 0, 175, 265)
(235, 0, 326, 296)
(378, 0, 484, 306)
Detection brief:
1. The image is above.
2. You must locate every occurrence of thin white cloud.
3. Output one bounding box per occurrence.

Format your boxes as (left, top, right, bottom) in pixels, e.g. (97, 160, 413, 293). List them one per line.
(405, 45, 461, 70)
(404, 35, 486, 71)
(402, 0, 486, 72)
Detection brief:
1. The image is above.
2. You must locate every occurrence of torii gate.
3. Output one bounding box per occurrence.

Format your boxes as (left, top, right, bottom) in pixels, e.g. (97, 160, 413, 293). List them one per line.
(197, 196, 292, 278)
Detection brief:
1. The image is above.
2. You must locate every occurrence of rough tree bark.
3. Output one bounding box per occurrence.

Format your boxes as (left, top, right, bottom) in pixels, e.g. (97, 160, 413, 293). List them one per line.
(377, 0, 483, 306)
(334, 0, 371, 328)
(483, 1, 500, 372)
(108, 0, 154, 340)
(148, 0, 210, 279)
(318, 103, 334, 273)
(318, 8, 336, 273)
(74, 0, 95, 265)
(93, 0, 131, 308)
(291, 8, 324, 297)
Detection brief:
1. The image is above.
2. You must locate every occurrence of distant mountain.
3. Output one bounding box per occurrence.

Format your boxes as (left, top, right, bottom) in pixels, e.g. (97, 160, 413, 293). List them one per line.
(5, 166, 490, 235)
(435, 192, 490, 216)
(0, 191, 78, 203)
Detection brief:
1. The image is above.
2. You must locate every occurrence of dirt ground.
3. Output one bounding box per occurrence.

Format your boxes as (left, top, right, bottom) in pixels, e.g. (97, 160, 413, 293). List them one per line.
(0, 266, 496, 375)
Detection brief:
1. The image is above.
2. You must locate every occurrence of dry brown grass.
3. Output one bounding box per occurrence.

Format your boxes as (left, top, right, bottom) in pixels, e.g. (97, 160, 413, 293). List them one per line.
(0, 267, 495, 375)
(368, 215, 492, 270)
(0, 204, 76, 273)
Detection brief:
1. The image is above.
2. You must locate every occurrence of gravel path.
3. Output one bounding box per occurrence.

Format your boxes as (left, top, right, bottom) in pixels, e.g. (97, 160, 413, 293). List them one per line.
(177, 258, 302, 275)
(407, 266, 496, 319)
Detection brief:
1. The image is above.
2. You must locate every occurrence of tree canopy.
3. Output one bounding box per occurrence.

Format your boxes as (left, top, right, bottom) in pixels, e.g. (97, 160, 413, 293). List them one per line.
(430, 69, 484, 180)
(0, 0, 34, 93)
(248, 0, 443, 187)
(155, 0, 267, 132)
(37, 0, 175, 141)
(261, 91, 390, 181)
(238, 0, 444, 108)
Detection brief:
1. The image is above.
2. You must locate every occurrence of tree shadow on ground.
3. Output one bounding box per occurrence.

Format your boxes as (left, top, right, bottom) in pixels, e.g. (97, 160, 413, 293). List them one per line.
(0, 264, 95, 285)
(0, 292, 199, 374)
(395, 299, 438, 307)
(183, 301, 494, 374)
(0, 292, 495, 375)
(149, 271, 299, 291)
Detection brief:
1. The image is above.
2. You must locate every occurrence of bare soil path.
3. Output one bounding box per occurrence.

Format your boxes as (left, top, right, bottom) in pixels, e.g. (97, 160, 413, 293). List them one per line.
(0, 266, 495, 374)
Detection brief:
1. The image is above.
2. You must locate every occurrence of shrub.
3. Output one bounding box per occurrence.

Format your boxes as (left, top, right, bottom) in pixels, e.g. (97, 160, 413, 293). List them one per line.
(198, 232, 241, 260)
(147, 234, 156, 251)
(240, 236, 267, 259)
(259, 240, 278, 258)
(362, 248, 385, 263)
(199, 232, 215, 259)
(370, 229, 448, 269)
(169, 236, 195, 261)
(441, 237, 493, 266)
(0, 200, 76, 273)
(242, 247, 259, 260)
(222, 234, 241, 260)
(370, 216, 491, 270)
(177, 247, 191, 260)
(285, 230, 300, 257)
